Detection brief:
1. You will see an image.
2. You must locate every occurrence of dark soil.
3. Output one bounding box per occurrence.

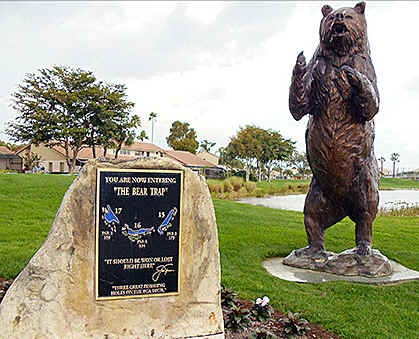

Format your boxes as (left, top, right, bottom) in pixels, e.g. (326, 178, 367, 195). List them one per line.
(1, 279, 339, 338)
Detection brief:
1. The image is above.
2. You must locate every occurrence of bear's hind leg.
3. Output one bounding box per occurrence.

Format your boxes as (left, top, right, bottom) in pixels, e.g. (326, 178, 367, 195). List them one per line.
(296, 178, 346, 256)
(349, 162, 379, 256)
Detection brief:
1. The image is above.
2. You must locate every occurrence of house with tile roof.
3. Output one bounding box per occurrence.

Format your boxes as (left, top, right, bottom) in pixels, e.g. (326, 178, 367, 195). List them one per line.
(16, 143, 70, 173)
(164, 150, 225, 178)
(15, 142, 167, 173)
(197, 150, 219, 166)
(107, 142, 165, 159)
(0, 146, 23, 171)
(13, 141, 225, 178)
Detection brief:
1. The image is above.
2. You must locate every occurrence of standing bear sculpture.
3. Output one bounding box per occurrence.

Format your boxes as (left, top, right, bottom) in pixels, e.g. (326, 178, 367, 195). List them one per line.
(284, 2, 391, 277)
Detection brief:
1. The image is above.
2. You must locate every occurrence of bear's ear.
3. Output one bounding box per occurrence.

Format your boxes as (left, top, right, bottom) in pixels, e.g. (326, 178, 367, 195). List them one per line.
(322, 4, 333, 17)
(354, 2, 366, 14)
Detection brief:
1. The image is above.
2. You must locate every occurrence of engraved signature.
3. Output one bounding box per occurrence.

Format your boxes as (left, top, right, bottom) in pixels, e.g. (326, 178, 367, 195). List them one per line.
(152, 263, 175, 282)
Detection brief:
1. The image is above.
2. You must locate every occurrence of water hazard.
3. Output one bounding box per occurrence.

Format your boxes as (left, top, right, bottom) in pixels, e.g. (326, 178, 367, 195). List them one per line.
(239, 190, 419, 212)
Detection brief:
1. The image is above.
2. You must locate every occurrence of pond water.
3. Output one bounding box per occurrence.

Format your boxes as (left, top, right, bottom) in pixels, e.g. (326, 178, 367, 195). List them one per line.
(239, 190, 419, 212)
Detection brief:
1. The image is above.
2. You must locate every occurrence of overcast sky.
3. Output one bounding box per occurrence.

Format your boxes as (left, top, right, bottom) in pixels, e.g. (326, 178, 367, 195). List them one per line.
(1, 1, 418, 171)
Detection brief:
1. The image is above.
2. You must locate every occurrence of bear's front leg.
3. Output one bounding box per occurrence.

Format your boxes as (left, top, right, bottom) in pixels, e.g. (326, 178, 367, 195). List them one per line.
(289, 52, 310, 121)
(342, 65, 379, 121)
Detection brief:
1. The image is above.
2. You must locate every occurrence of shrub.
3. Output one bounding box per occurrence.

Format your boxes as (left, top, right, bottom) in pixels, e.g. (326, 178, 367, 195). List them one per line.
(230, 177, 243, 192)
(268, 184, 277, 195)
(215, 183, 223, 194)
(279, 186, 288, 194)
(207, 182, 216, 193)
(224, 181, 233, 193)
(255, 189, 264, 198)
(245, 182, 256, 193)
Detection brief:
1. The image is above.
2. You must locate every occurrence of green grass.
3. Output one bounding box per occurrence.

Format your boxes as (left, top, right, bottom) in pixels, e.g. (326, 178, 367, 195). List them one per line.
(380, 177, 419, 190)
(215, 199, 419, 339)
(1, 174, 418, 338)
(0, 173, 75, 278)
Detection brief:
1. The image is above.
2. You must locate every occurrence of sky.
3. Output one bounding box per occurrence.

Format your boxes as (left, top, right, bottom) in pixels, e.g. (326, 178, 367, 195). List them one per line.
(1, 1, 418, 172)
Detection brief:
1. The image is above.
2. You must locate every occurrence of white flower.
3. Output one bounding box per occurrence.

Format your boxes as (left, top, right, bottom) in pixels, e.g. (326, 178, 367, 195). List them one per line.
(256, 296, 270, 307)
(261, 296, 270, 307)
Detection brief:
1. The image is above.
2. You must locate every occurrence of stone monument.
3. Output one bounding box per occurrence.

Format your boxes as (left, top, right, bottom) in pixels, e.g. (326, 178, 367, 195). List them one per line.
(284, 2, 391, 277)
(0, 158, 224, 338)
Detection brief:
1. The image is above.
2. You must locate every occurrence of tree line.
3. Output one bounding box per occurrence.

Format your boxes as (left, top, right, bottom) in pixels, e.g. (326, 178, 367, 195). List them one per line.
(5, 65, 310, 179)
(218, 125, 309, 182)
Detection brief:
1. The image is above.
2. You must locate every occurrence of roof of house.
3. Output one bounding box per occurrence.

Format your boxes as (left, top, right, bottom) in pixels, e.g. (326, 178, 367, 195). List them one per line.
(53, 142, 164, 159)
(0, 146, 13, 155)
(0, 146, 21, 159)
(17, 142, 160, 161)
(56, 146, 134, 161)
(164, 150, 218, 168)
(197, 150, 218, 157)
(122, 142, 164, 153)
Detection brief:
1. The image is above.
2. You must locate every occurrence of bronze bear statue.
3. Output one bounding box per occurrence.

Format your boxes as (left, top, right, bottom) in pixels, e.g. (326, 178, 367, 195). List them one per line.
(289, 1, 379, 256)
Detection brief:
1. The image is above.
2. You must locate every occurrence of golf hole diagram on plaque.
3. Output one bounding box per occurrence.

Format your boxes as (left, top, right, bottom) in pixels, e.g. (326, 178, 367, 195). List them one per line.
(95, 168, 183, 300)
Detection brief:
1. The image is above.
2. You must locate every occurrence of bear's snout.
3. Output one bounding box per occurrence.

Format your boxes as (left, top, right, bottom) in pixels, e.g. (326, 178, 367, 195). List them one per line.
(332, 22, 348, 35)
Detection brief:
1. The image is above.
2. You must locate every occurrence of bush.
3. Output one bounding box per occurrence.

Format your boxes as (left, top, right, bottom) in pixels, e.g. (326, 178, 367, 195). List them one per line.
(215, 183, 223, 194)
(279, 186, 288, 194)
(255, 189, 264, 198)
(230, 177, 243, 192)
(268, 184, 277, 195)
(245, 182, 256, 193)
(224, 181, 233, 193)
(207, 182, 216, 193)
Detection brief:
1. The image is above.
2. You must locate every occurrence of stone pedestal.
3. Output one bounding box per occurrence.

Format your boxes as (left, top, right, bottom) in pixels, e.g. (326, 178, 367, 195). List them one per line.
(0, 158, 224, 339)
(283, 248, 392, 278)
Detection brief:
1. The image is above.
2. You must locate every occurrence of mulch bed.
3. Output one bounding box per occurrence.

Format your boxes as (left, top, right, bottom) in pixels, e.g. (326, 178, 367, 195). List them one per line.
(1, 279, 339, 338)
(222, 298, 339, 339)
(0, 278, 13, 303)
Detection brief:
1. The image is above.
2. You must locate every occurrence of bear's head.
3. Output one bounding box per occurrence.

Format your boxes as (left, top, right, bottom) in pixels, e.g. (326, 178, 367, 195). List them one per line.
(319, 2, 369, 56)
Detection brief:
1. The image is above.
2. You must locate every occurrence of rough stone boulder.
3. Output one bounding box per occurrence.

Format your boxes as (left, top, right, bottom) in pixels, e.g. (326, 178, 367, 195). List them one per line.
(0, 158, 224, 339)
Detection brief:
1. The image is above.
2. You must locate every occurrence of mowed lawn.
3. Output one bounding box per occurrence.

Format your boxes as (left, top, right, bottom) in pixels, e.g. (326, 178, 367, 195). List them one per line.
(215, 199, 418, 339)
(0, 174, 75, 278)
(1, 174, 418, 338)
(380, 177, 419, 190)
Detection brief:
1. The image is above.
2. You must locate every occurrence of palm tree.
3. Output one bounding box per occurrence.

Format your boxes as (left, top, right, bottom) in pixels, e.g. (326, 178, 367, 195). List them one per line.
(378, 156, 385, 175)
(149, 112, 158, 144)
(390, 153, 400, 178)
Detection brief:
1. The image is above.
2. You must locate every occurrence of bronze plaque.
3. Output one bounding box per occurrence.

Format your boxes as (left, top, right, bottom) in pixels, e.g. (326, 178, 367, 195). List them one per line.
(95, 168, 183, 300)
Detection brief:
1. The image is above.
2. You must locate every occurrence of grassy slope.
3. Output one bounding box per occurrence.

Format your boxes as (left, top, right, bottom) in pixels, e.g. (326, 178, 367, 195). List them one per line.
(1, 174, 418, 338)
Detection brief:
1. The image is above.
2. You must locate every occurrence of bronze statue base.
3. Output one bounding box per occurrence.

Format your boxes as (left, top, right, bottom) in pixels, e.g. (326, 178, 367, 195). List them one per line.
(283, 248, 392, 278)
